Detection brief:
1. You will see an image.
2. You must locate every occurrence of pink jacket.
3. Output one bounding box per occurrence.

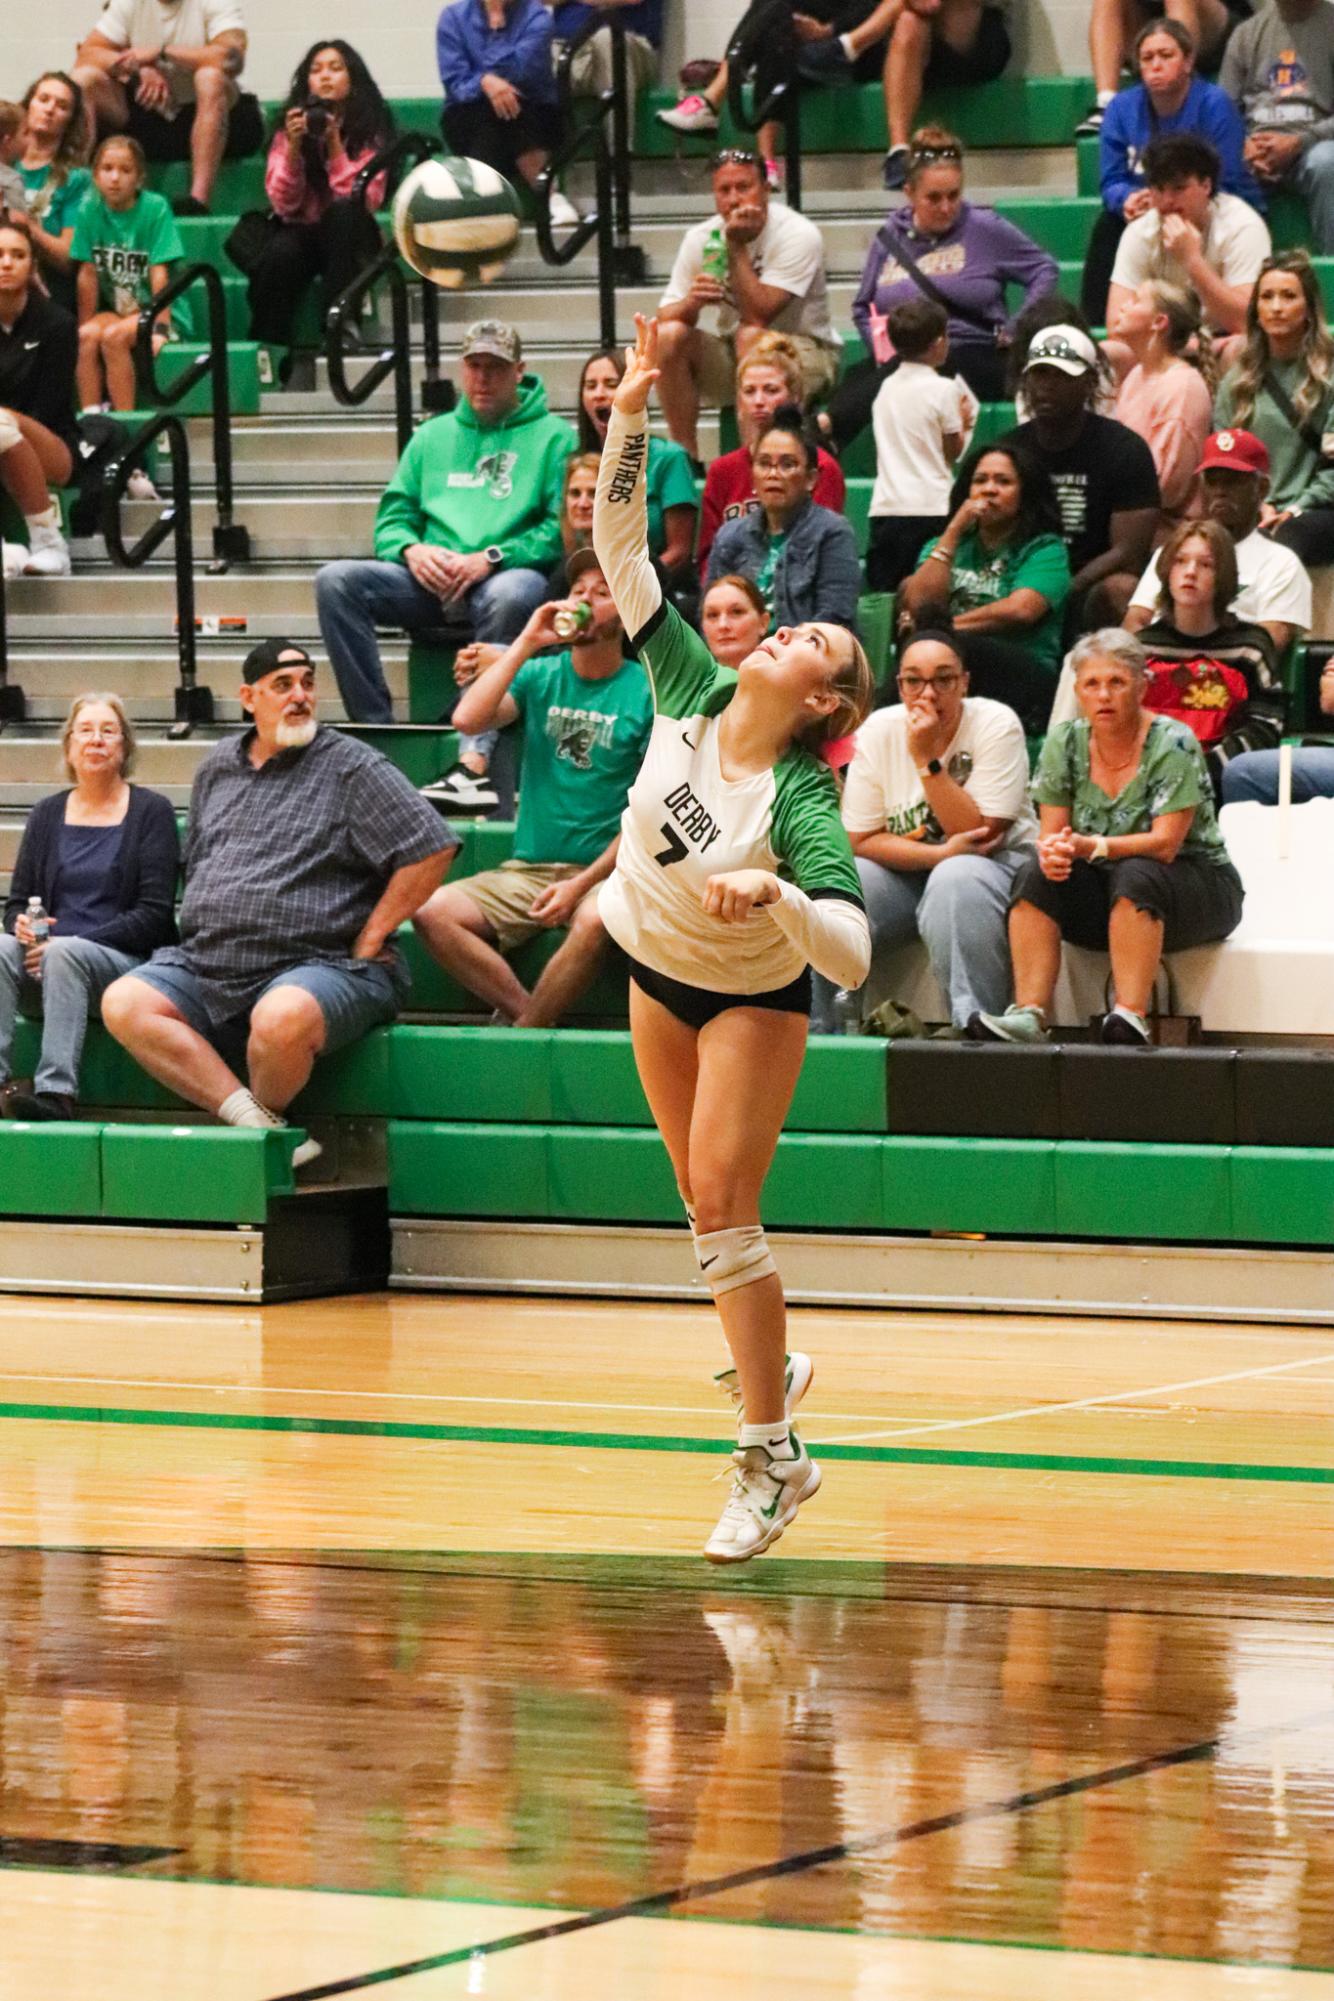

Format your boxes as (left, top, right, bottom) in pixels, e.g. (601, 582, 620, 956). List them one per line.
(265, 130, 388, 224)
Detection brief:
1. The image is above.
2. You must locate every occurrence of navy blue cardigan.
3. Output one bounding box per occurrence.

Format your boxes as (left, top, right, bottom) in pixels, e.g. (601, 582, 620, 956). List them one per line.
(3, 786, 180, 958)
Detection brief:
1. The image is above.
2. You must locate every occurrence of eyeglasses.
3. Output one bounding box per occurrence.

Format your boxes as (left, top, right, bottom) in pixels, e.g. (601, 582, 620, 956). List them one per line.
(897, 673, 962, 694)
(754, 454, 805, 473)
(711, 147, 760, 171)
(71, 724, 124, 741)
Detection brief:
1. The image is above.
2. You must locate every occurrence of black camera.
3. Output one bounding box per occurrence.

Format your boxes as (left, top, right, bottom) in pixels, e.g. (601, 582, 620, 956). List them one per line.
(303, 96, 332, 143)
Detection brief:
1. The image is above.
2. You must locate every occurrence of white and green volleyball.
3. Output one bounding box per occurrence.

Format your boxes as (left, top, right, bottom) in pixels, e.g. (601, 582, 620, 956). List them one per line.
(393, 156, 523, 290)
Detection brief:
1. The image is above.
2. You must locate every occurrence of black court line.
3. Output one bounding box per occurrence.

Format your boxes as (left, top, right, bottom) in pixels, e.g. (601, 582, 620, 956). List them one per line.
(259, 1736, 1220, 2001)
(0, 1836, 180, 1870)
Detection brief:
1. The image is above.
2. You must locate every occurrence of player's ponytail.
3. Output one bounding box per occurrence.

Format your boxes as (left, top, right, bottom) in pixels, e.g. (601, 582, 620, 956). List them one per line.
(797, 628, 874, 764)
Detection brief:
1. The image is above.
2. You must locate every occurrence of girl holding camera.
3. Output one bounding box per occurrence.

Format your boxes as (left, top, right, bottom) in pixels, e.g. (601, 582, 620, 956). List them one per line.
(237, 41, 392, 364)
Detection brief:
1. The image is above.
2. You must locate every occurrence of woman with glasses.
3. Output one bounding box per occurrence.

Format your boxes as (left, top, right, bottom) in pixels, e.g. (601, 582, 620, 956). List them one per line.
(897, 440, 1072, 726)
(826, 125, 1058, 451)
(811, 629, 1037, 1031)
(0, 693, 178, 1120)
(1214, 251, 1334, 571)
(705, 406, 861, 631)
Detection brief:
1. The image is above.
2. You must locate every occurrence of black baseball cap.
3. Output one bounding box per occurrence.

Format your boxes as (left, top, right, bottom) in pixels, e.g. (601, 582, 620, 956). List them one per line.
(241, 638, 315, 683)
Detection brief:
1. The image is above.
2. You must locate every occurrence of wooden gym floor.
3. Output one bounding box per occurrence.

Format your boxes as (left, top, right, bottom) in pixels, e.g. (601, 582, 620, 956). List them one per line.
(0, 1290, 1331, 1999)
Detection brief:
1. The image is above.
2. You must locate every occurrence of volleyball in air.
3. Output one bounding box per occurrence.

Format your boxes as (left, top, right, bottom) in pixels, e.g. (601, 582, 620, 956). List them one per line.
(393, 155, 523, 289)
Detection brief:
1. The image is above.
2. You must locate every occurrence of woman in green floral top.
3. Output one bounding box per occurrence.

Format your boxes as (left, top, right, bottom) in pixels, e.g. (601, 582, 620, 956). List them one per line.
(969, 628, 1243, 1046)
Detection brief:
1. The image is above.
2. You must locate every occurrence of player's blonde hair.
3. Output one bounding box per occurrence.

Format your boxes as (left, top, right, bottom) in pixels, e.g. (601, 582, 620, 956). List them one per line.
(796, 628, 874, 755)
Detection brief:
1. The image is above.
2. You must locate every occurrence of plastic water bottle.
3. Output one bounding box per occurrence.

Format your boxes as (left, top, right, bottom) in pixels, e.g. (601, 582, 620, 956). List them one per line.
(831, 988, 861, 1035)
(701, 225, 728, 285)
(26, 898, 50, 979)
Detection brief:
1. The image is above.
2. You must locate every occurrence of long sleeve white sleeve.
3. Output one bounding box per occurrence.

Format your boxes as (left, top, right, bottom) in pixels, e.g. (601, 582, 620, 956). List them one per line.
(593, 403, 664, 643)
(769, 879, 871, 990)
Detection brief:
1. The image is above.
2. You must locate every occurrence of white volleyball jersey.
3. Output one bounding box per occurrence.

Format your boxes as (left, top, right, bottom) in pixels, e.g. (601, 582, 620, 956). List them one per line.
(594, 408, 866, 995)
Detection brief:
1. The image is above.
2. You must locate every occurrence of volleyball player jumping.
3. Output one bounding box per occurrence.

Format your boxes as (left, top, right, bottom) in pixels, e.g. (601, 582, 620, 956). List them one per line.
(593, 317, 874, 1563)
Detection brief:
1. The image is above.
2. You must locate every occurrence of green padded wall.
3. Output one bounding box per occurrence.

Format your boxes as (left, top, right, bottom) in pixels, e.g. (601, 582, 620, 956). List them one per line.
(1232, 1148, 1334, 1247)
(100, 1125, 297, 1224)
(883, 1136, 1057, 1236)
(1055, 1142, 1232, 1243)
(547, 1126, 678, 1221)
(388, 1120, 547, 1216)
(765, 1134, 885, 1229)
(0, 1123, 102, 1217)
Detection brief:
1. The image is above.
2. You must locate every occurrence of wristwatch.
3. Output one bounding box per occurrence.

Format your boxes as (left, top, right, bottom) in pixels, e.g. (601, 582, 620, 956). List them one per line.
(1089, 834, 1110, 862)
(484, 545, 504, 570)
(921, 757, 944, 777)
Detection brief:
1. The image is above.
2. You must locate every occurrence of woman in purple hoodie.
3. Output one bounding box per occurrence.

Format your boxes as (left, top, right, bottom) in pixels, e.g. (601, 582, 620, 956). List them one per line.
(826, 126, 1058, 450)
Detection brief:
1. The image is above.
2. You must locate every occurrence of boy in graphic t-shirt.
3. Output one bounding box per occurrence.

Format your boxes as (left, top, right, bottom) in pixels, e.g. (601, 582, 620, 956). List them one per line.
(867, 299, 979, 592)
(411, 548, 654, 1027)
(71, 134, 190, 411)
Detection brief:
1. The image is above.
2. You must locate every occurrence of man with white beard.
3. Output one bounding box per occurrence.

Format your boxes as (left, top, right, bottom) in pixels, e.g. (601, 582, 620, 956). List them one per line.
(102, 639, 454, 1163)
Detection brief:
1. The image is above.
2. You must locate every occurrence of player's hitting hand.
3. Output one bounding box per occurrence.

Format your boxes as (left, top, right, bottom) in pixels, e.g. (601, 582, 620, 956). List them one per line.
(613, 314, 660, 416)
(703, 870, 782, 923)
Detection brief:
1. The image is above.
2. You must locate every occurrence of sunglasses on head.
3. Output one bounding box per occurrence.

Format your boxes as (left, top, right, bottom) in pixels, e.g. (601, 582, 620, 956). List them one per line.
(711, 147, 760, 171)
(910, 143, 963, 166)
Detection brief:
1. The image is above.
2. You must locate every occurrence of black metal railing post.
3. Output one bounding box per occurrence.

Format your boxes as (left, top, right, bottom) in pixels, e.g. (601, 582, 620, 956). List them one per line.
(103, 414, 210, 738)
(327, 246, 415, 457)
(135, 261, 251, 570)
(350, 131, 456, 419)
(726, 0, 802, 211)
(0, 559, 25, 726)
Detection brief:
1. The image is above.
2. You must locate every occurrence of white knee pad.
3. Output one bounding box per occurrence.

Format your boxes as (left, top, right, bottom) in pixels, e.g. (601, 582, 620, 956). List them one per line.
(694, 1224, 776, 1297)
(0, 409, 22, 456)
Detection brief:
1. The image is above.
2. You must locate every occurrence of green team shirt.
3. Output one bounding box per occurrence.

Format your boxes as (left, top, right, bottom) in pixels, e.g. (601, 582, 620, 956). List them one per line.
(71, 188, 186, 318)
(508, 649, 654, 867)
(598, 599, 863, 991)
(1033, 715, 1233, 863)
(18, 163, 92, 233)
(645, 434, 698, 559)
(921, 525, 1072, 674)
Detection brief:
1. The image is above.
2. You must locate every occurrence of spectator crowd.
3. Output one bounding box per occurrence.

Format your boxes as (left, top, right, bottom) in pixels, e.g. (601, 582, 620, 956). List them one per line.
(3, 0, 1334, 1135)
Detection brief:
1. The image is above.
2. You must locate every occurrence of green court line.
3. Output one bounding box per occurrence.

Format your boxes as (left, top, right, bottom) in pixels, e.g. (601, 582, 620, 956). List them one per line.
(2, 1399, 1332, 1485)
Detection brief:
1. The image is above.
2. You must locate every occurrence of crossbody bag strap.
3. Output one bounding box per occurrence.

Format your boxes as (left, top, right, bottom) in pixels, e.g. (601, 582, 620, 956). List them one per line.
(1262, 368, 1330, 463)
(882, 223, 999, 338)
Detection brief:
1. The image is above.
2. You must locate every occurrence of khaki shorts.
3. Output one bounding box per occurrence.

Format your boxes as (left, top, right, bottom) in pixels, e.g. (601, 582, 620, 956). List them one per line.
(694, 329, 840, 407)
(457, 860, 599, 953)
(566, 28, 658, 96)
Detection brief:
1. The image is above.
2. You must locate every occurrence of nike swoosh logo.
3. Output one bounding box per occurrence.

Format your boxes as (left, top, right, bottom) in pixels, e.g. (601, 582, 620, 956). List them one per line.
(23, 342, 40, 351)
(682, 729, 697, 748)
(699, 1253, 718, 1269)
(761, 1495, 782, 1518)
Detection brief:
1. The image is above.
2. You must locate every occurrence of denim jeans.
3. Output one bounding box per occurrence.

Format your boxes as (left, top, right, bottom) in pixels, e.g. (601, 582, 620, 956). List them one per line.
(811, 848, 1028, 1030)
(313, 558, 550, 764)
(1220, 746, 1334, 805)
(1293, 141, 1334, 253)
(0, 932, 139, 1097)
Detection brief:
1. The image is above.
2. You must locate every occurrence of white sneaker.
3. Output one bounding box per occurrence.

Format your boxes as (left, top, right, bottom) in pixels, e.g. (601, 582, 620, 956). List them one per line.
(704, 1436, 821, 1564)
(291, 1133, 323, 1169)
(1, 541, 26, 579)
(419, 762, 499, 811)
(22, 523, 72, 578)
(656, 93, 719, 135)
(126, 469, 160, 501)
(548, 188, 582, 230)
(715, 1349, 813, 1425)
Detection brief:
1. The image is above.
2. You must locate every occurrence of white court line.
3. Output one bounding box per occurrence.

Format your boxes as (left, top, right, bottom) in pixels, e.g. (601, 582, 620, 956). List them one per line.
(811, 1350, 1334, 1447)
(0, 1369, 936, 1427)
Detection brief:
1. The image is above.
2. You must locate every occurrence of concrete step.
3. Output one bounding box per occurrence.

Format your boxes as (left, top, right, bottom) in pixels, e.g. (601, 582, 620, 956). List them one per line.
(2, 645, 408, 722)
(112, 491, 382, 562)
(4, 569, 327, 638)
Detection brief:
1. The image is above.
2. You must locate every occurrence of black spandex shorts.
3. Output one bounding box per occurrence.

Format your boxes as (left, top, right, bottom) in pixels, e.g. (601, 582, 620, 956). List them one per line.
(123, 91, 264, 162)
(630, 958, 812, 1029)
(925, 4, 1011, 85)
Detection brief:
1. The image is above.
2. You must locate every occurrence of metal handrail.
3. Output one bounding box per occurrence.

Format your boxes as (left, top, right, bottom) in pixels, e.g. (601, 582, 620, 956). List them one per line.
(0, 554, 23, 725)
(726, 0, 802, 210)
(103, 412, 212, 738)
(328, 130, 453, 450)
(134, 261, 250, 570)
(534, 11, 646, 350)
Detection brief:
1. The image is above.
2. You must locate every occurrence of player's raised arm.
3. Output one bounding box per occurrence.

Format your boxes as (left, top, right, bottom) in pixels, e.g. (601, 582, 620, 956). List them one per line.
(593, 315, 663, 645)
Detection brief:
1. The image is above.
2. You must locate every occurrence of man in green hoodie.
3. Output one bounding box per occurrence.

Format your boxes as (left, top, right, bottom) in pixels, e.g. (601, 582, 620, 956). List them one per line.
(316, 319, 575, 802)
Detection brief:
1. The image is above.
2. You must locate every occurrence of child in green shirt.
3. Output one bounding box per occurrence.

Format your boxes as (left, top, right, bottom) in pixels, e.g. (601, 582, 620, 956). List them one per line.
(72, 135, 184, 412)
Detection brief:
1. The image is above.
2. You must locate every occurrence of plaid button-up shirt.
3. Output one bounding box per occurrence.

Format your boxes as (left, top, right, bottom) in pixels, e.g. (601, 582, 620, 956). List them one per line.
(151, 727, 452, 1023)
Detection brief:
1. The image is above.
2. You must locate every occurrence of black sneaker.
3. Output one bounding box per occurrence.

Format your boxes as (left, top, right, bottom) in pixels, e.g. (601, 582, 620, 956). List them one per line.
(881, 144, 910, 191)
(1099, 1008, 1151, 1046)
(7, 1090, 77, 1120)
(419, 762, 499, 812)
(172, 194, 211, 217)
(1074, 104, 1106, 138)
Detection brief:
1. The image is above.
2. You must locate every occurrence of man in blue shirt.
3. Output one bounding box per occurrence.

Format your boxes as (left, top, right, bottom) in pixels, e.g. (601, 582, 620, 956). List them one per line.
(1082, 17, 1260, 320)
